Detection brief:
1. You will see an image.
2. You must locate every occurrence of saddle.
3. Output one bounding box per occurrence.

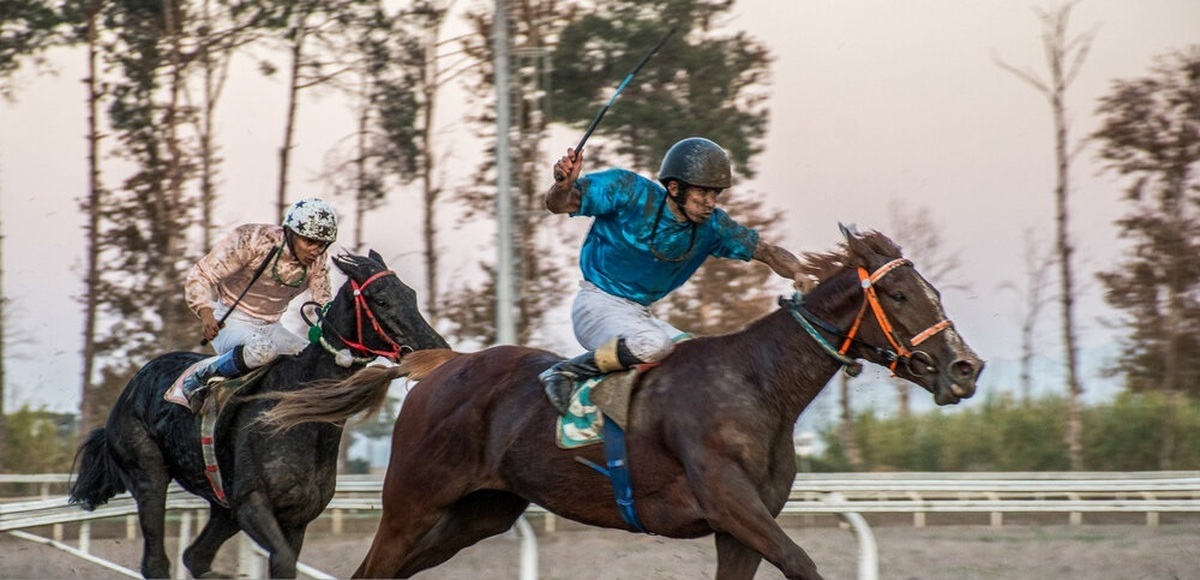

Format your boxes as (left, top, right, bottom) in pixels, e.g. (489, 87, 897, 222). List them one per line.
(163, 361, 268, 414)
(556, 365, 646, 450)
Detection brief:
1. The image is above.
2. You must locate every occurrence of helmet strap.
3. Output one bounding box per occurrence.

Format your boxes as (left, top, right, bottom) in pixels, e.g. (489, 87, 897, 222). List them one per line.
(283, 228, 298, 257)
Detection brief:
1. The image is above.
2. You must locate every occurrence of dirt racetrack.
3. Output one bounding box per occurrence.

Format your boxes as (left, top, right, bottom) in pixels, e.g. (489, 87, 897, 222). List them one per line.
(3, 516, 1198, 579)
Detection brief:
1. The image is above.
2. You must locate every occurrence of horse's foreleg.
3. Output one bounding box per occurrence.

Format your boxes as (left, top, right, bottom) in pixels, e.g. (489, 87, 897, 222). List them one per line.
(689, 467, 822, 580)
(395, 491, 530, 577)
(353, 504, 444, 578)
(714, 532, 765, 580)
(234, 492, 298, 578)
(183, 507, 240, 578)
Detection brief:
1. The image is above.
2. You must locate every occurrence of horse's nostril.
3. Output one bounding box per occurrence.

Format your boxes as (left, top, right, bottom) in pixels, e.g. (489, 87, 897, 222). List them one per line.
(950, 359, 978, 382)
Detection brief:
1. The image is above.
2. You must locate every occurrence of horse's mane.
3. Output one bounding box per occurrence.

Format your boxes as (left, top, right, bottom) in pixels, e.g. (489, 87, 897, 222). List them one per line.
(798, 230, 903, 283)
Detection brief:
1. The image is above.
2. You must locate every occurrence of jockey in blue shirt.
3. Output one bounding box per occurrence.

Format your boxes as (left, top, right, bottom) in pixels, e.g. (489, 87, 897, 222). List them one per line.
(540, 137, 809, 414)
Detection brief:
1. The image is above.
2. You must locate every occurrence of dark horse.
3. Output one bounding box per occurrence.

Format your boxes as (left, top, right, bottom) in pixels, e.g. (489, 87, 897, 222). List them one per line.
(262, 228, 983, 580)
(68, 251, 448, 579)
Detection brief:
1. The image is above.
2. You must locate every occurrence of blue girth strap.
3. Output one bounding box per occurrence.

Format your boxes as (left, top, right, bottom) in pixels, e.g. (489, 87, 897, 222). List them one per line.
(575, 414, 647, 533)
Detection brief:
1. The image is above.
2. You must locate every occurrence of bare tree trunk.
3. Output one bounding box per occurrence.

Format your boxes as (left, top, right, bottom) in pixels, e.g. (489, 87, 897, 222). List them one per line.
(418, 8, 446, 324)
(0, 189, 7, 467)
(352, 76, 369, 252)
(895, 379, 911, 418)
(1048, 23, 1086, 473)
(198, 0, 217, 249)
(160, 0, 191, 351)
(277, 20, 308, 222)
(1017, 230, 1054, 403)
(838, 372, 861, 468)
(79, 1, 104, 437)
(996, 3, 1092, 470)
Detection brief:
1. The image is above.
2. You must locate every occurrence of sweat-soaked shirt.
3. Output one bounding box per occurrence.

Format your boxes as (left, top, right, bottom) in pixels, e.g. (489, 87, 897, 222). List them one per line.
(184, 223, 332, 322)
(573, 168, 759, 306)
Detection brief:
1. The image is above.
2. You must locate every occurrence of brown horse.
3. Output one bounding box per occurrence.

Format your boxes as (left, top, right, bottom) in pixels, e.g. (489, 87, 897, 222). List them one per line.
(261, 227, 983, 580)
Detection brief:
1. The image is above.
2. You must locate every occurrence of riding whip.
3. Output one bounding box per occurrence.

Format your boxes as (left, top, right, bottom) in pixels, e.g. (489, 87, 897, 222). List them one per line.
(200, 245, 279, 346)
(554, 27, 678, 182)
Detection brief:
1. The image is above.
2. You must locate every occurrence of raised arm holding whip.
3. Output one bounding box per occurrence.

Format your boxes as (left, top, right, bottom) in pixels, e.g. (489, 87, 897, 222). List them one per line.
(553, 27, 677, 183)
(540, 32, 810, 414)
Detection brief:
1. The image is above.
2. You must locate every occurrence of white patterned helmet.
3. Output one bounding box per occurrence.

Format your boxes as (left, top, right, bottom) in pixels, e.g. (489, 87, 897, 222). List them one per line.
(283, 198, 338, 243)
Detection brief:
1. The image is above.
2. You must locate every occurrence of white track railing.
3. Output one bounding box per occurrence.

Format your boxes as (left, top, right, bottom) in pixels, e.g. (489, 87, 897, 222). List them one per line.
(4, 472, 1199, 579)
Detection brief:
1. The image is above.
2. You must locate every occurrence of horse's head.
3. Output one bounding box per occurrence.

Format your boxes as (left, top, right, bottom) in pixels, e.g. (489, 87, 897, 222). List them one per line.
(800, 225, 983, 405)
(319, 250, 449, 364)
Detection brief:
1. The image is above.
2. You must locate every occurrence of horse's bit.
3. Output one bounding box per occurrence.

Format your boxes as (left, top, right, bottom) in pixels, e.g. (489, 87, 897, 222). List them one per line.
(787, 258, 954, 376)
(304, 270, 411, 366)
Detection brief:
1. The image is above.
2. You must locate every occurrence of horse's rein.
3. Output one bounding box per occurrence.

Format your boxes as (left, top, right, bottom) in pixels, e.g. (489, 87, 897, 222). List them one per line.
(304, 270, 409, 365)
(836, 258, 954, 374)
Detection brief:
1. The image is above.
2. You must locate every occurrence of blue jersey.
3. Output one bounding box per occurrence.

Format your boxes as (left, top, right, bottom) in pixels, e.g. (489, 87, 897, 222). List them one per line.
(573, 168, 759, 305)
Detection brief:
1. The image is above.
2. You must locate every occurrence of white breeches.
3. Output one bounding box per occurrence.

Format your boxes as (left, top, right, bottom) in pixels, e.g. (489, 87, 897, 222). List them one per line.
(570, 280, 686, 363)
(209, 301, 308, 368)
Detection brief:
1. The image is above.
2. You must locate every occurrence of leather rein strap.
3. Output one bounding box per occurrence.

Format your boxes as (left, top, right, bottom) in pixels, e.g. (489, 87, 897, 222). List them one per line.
(836, 258, 953, 373)
(308, 270, 408, 365)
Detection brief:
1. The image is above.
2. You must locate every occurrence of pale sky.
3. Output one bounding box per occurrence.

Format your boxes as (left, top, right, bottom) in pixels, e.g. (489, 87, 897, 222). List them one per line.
(2, 0, 1198, 415)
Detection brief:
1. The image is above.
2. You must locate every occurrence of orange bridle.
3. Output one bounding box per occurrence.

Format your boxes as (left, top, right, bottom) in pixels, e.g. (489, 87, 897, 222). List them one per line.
(836, 258, 954, 373)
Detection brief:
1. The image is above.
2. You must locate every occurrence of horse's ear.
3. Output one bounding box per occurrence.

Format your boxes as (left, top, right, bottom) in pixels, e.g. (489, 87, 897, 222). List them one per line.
(332, 252, 355, 277)
(839, 223, 872, 268)
(368, 249, 386, 268)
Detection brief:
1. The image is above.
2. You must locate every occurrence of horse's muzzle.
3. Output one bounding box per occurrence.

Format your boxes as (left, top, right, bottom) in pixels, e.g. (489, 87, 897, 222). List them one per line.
(934, 356, 983, 405)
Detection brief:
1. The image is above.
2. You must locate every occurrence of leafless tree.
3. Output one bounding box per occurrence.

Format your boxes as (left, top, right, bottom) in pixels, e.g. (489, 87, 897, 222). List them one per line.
(999, 228, 1056, 402)
(837, 372, 862, 469)
(78, 0, 105, 436)
(0, 186, 7, 467)
(994, 1, 1094, 470)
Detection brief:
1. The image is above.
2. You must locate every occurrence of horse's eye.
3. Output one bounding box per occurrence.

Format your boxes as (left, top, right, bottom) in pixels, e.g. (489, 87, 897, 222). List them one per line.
(890, 291, 906, 302)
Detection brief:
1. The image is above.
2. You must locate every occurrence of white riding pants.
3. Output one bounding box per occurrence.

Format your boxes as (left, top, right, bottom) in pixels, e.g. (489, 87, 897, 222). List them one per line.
(570, 280, 687, 363)
(209, 301, 308, 368)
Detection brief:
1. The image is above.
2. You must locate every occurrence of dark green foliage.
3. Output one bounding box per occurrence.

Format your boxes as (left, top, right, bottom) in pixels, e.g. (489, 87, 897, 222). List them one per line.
(90, 0, 198, 363)
(3, 406, 77, 474)
(813, 391, 1200, 472)
(445, 0, 775, 348)
(1082, 392, 1200, 471)
(1092, 46, 1200, 398)
(547, 0, 769, 175)
(0, 0, 68, 97)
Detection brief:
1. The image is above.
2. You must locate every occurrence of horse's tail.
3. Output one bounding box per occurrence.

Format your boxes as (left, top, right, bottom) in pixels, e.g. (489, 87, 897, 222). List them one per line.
(256, 348, 462, 432)
(68, 428, 128, 511)
(397, 348, 460, 381)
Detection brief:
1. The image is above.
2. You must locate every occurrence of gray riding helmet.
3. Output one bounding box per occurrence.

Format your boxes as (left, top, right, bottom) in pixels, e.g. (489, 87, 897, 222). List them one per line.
(657, 137, 733, 189)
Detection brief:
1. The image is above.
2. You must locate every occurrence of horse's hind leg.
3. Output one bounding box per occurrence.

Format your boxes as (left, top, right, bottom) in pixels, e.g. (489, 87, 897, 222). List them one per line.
(182, 507, 240, 578)
(395, 490, 530, 578)
(110, 430, 173, 578)
(715, 532, 765, 580)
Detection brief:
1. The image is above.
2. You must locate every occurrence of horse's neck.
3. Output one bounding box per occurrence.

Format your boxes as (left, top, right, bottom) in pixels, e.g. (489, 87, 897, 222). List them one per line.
(736, 274, 861, 422)
(271, 346, 355, 392)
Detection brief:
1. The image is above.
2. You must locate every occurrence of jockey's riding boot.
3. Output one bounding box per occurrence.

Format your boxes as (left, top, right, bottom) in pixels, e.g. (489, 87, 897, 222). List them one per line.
(182, 347, 246, 412)
(540, 338, 642, 415)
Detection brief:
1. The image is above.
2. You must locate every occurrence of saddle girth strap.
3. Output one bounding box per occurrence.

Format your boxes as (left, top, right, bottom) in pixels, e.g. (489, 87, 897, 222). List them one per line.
(572, 414, 648, 533)
(601, 416, 647, 533)
(200, 398, 229, 508)
(194, 365, 270, 508)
